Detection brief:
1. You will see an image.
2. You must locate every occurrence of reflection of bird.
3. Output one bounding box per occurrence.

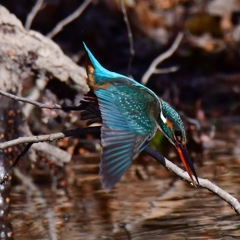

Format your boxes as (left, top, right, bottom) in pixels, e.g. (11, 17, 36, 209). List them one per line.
(83, 43, 199, 191)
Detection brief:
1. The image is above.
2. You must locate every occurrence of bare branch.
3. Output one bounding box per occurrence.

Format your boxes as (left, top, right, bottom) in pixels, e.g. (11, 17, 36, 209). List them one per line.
(0, 89, 62, 110)
(144, 147, 240, 215)
(47, 0, 93, 39)
(153, 66, 179, 74)
(0, 129, 239, 214)
(120, 0, 135, 75)
(25, 0, 45, 30)
(0, 127, 100, 150)
(141, 32, 184, 85)
(0, 132, 65, 149)
(0, 89, 84, 113)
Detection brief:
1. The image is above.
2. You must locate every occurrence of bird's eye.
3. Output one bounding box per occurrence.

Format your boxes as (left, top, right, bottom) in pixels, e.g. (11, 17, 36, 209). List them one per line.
(174, 129, 182, 143)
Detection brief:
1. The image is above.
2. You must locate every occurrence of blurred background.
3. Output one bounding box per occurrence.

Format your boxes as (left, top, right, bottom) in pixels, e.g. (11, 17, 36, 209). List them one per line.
(0, 0, 240, 239)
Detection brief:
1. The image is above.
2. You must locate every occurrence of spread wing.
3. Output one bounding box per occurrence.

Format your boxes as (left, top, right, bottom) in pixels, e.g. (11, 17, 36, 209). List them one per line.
(95, 84, 159, 190)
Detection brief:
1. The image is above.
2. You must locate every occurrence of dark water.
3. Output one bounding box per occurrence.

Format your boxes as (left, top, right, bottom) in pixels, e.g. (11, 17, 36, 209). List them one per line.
(7, 123, 240, 240)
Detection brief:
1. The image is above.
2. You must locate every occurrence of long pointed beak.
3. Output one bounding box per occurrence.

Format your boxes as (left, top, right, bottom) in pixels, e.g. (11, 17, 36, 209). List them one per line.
(176, 143, 199, 185)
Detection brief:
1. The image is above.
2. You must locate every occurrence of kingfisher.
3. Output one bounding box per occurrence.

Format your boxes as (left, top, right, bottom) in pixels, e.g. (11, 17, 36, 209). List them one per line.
(83, 43, 199, 191)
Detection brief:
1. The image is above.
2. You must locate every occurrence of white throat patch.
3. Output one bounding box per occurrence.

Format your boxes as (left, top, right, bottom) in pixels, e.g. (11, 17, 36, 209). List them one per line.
(160, 111, 167, 124)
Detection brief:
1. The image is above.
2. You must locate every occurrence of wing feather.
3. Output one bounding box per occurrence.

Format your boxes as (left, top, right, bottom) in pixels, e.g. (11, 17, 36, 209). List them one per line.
(95, 84, 159, 190)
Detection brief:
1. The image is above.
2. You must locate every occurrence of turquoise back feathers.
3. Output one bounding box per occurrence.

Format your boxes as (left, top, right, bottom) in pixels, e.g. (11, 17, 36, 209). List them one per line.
(83, 42, 138, 87)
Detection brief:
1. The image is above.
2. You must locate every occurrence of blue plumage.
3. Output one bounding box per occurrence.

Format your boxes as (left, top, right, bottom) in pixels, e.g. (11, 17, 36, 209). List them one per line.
(95, 85, 157, 190)
(83, 42, 137, 86)
(83, 43, 199, 191)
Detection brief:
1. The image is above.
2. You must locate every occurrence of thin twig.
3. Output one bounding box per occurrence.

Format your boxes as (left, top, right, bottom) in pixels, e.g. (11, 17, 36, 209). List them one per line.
(154, 66, 179, 74)
(0, 89, 87, 112)
(47, 0, 93, 39)
(144, 146, 240, 215)
(0, 143, 34, 185)
(0, 84, 239, 214)
(120, 0, 135, 75)
(141, 32, 184, 85)
(25, 0, 45, 30)
(0, 127, 100, 150)
(0, 128, 239, 214)
(0, 132, 62, 149)
(0, 89, 62, 109)
(0, 127, 100, 184)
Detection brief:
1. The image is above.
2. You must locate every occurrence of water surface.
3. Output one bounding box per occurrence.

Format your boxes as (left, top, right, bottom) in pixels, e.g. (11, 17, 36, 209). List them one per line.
(8, 123, 240, 239)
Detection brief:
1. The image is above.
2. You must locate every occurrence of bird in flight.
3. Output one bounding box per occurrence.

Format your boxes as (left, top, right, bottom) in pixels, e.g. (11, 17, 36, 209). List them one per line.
(82, 43, 199, 191)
